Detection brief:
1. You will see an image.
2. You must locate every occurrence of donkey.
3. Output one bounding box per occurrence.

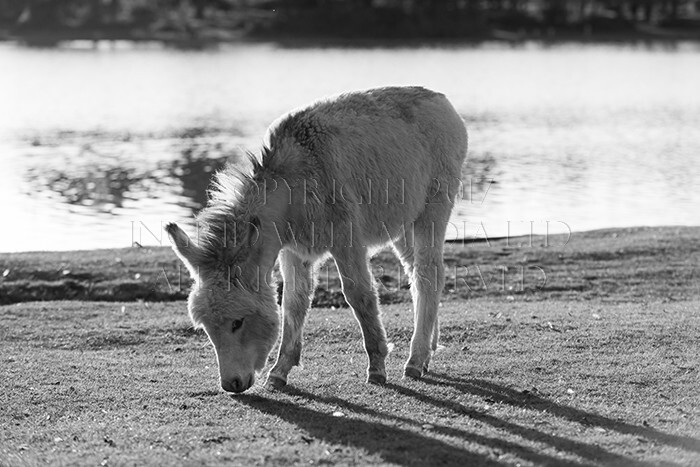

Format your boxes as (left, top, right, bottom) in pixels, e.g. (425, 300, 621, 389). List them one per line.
(166, 86, 468, 393)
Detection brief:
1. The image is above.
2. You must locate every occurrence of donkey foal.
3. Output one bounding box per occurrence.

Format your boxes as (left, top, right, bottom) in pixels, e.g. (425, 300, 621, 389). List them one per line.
(167, 86, 467, 393)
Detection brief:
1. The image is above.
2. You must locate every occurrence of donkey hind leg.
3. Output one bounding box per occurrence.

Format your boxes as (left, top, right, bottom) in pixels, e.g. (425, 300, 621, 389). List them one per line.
(333, 245, 389, 385)
(404, 211, 449, 379)
(266, 249, 315, 389)
(394, 238, 441, 375)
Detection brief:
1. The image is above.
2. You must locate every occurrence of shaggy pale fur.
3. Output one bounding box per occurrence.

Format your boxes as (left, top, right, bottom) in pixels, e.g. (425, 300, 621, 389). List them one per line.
(167, 86, 468, 393)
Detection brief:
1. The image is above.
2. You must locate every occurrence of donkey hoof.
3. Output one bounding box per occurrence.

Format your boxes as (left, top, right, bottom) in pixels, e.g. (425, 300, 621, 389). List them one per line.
(265, 375, 287, 390)
(367, 372, 387, 385)
(403, 366, 423, 380)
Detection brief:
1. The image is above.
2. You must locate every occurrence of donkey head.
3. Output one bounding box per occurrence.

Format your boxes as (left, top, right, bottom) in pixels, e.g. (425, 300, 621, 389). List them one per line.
(166, 221, 279, 393)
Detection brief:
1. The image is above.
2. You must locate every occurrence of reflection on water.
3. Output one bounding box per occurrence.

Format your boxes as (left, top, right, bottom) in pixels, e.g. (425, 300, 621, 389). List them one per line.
(177, 145, 231, 210)
(1, 41, 699, 252)
(31, 164, 136, 210)
(22, 130, 242, 215)
(24, 138, 231, 214)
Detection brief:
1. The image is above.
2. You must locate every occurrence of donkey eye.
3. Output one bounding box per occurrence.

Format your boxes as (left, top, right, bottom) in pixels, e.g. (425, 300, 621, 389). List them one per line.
(231, 319, 244, 333)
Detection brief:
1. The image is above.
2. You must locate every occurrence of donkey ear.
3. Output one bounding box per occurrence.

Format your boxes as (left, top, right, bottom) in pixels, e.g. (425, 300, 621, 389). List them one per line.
(166, 223, 202, 275)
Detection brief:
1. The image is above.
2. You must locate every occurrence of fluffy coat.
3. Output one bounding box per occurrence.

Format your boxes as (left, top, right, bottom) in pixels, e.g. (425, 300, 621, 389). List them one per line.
(167, 86, 468, 392)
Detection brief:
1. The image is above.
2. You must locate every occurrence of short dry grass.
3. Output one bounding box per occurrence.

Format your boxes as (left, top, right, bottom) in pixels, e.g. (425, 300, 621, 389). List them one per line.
(1, 298, 698, 466)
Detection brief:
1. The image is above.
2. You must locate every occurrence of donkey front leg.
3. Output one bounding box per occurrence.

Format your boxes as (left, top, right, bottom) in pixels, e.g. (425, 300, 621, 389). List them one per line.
(266, 249, 315, 389)
(333, 246, 389, 385)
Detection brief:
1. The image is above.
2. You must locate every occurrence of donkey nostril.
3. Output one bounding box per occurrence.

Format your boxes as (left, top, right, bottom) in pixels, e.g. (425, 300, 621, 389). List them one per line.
(221, 378, 236, 393)
(222, 377, 246, 393)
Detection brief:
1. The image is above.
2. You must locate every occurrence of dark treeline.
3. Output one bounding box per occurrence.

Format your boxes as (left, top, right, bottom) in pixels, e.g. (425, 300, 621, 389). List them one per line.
(1, 0, 699, 42)
(261, 0, 700, 39)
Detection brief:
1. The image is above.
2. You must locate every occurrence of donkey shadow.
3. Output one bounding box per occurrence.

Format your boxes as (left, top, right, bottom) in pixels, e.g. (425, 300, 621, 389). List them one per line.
(425, 372, 700, 455)
(238, 388, 499, 466)
(237, 382, 663, 466)
(238, 374, 697, 467)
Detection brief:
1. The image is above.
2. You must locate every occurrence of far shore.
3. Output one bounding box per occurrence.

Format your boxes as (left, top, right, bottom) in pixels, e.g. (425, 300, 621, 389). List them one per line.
(2, 24, 700, 49)
(1, 225, 698, 306)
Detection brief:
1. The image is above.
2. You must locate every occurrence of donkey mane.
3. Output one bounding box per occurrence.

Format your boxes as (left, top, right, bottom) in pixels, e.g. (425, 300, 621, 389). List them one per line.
(195, 112, 323, 267)
(195, 149, 278, 265)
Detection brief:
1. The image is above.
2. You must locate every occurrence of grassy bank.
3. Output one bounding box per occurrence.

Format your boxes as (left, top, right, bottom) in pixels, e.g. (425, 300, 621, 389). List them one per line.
(1, 299, 698, 465)
(1, 226, 699, 306)
(1, 225, 699, 465)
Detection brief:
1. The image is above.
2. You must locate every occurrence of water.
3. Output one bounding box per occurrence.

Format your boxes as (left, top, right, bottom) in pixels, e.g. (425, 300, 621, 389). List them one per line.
(1, 41, 699, 252)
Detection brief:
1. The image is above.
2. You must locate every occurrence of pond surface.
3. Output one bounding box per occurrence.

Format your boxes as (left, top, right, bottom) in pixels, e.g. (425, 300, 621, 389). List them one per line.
(1, 40, 699, 252)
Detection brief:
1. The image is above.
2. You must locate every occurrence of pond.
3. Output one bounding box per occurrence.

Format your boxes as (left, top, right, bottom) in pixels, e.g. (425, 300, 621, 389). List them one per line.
(1, 40, 699, 252)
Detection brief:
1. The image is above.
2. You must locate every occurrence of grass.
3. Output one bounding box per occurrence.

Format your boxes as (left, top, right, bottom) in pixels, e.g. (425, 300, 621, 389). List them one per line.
(1, 298, 699, 466)
(2, 226, 699, 305)
(1, 226, 699, 465)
